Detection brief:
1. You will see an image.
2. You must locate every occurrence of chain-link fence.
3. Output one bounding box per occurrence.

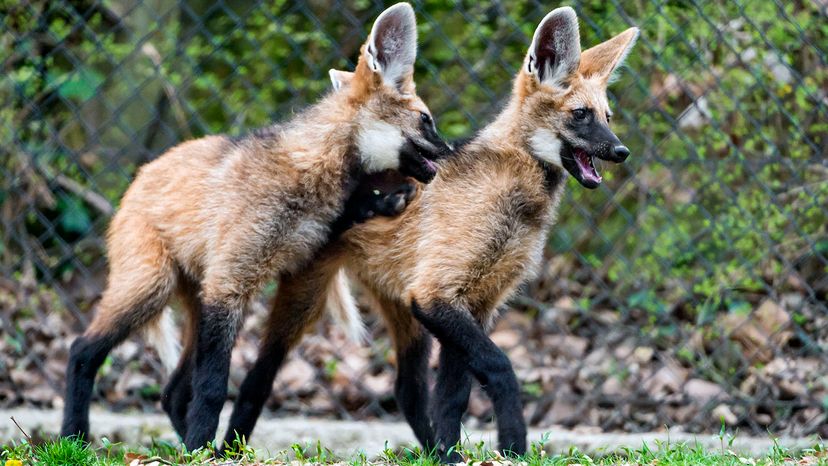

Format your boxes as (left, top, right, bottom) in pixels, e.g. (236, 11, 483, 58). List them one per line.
(2, 0, 827, 440)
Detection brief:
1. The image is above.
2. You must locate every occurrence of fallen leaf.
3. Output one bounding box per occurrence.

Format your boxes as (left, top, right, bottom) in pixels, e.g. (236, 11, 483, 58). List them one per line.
(124, 452, 147, 464)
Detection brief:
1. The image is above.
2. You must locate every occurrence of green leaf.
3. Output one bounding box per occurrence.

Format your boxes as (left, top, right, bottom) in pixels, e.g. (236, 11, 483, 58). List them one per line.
(47, 68, 104, 101)
(58, 196, 92, 234)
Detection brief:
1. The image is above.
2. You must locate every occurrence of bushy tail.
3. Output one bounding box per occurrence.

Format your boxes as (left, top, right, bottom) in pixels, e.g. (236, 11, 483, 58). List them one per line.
(143, 306, 181, 374)
(326, 268, 367, 344)
(142, 272, 363, 368)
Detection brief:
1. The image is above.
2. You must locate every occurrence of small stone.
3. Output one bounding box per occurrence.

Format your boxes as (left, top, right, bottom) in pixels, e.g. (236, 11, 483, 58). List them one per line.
(712, 404, 738, 425)
(684, 378, 726, 404)
(593, 310, 619, 325)
(113, 341, 140, 360)
(756, 413, 772, 426)
(542, 335, 588, 359)
(490, 329, 521, 349)
(672, 404, 698, 424)
(633, 346, 654, 363)
(755, 299, 790, 334)
(114, 372, 155, 395)
(467, 391, 491, 418)
(277, 359, 316, 394)
(613, 338, 636, 360)
(363, 372, 393, 394)
(545, 388, 578, 424)
(554, 296, 576, 310)
(601, 376, 623, 396)
(645, 363, 689, 397)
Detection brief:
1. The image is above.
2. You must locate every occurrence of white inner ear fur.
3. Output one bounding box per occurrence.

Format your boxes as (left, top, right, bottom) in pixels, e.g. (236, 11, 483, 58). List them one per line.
(357, 120, 404, 172)
(529, 128, 563, 167)
(329, 69, 345, 91)
(366, 3, 417, 89)
(527, 7, 580, 88)
(365, 45, 380, 73)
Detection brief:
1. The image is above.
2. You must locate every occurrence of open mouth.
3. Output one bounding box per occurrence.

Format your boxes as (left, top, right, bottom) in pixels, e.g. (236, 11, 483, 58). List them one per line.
(574, 148, 602, 185)
(398, 137, 450, 184)
(559, 142, 602, 189)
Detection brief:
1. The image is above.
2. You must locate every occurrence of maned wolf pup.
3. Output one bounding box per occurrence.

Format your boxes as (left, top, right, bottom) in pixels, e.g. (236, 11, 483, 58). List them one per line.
(60, 2, 449, 450)
(221, 7, 639, 460)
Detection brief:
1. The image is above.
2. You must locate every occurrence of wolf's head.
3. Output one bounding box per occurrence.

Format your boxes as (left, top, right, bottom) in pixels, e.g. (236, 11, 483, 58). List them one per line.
(331, 3, 450, 184)
(513, 7, 638, 189)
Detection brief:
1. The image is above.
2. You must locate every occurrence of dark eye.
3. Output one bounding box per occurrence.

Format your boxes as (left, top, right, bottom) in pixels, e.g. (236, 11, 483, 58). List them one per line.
(420, 112, 432, 124)
(606, 112, 612, 121)
(572, 108, 588, 121)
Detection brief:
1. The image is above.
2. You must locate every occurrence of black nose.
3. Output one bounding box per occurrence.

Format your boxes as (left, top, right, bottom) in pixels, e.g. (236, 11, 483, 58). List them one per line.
(612, 145, 630, 161)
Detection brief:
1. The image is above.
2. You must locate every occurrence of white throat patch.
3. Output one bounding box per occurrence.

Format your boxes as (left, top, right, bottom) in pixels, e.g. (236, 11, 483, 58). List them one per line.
(357, 120, 404, 172)
(529, 128, 563, 167)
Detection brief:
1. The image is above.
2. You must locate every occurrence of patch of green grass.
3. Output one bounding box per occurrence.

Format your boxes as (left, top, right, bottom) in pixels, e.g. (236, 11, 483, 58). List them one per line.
(34, 437, 101, 465)
(0, 436, 122, 466)
(2, 435, 826, 465)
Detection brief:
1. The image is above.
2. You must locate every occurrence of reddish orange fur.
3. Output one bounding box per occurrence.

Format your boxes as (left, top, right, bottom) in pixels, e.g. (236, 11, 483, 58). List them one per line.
(82, 29, 435, 345)
(263, 25, 640, 359)
(221, 18, 640, 456)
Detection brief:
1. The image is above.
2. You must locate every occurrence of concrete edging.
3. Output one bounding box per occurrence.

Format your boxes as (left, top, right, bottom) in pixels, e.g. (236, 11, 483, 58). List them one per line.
(0, 407, 817, 458)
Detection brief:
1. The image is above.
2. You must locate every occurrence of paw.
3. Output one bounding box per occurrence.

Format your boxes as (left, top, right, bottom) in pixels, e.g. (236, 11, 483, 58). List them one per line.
(437, 447, 463, 464)
(371, 182, 416, 217)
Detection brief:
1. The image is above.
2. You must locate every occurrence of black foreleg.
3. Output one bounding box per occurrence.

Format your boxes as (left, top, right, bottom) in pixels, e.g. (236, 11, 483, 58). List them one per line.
(221, 339, 289, 449)
(431, 344, 473, 462)
(395, 329, 436, 451)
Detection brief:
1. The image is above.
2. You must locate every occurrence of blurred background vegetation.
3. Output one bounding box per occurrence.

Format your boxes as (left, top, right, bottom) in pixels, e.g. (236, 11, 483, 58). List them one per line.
(1, 0, 826, 437)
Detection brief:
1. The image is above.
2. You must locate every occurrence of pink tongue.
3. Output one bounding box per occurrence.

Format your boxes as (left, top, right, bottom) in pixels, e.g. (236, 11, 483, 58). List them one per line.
(575, 151, 602, 183)
(425, 158, 438, 172)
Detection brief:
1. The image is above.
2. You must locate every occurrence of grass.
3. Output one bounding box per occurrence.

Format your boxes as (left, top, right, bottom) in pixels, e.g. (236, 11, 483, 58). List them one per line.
(2, 434, 826, 466)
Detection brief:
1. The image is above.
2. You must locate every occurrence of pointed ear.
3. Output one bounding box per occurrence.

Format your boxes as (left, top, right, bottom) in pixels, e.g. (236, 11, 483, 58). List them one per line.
(329, 69, 355, 91)
(526, 7, 581, 89)
(579, 27, 639, 84)
(363, 2, 418, 92)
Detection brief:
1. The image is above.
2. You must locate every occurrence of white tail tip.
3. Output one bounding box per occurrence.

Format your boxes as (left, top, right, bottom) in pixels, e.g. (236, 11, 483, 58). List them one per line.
(143, 306, 181, 374)
(326, 268, 367, 344)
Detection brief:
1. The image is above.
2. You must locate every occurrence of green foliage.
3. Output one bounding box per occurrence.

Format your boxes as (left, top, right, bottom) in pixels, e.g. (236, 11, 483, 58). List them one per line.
(549, 0, 828, 320)
(222, 432, 258, 462)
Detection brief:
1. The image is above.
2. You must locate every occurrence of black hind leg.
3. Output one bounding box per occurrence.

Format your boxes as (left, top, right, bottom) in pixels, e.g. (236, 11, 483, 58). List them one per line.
(221, 261, 341, 451)
(432, 345, 473, 462)
(370, 294, 437, 455)
(61, 221, 175, 441)
(162, 353, 194, 439)
(61, 283, 173, 440)
(394, 327, 436, 452)
(61, 332, 122, 439)
(182, 304, 242, 450)
(161, 279, 201, 439)
(412, 301, 526, 457)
